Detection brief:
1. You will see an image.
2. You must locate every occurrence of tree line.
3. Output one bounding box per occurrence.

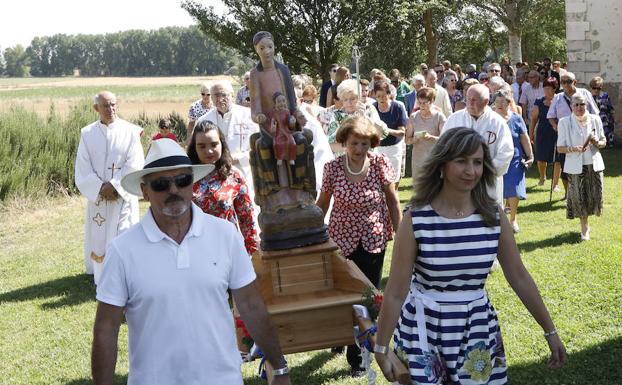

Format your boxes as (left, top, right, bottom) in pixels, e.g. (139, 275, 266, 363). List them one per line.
(0, 26, 252, 77)
(183, 0, 567, 79)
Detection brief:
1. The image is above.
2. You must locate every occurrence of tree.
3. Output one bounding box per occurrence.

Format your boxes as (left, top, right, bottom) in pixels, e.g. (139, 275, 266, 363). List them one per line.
(3, 45, 29, 77)
(468, 0, 565, 63)
(182, 0, 389, 80)
(0, 49, 5, 75)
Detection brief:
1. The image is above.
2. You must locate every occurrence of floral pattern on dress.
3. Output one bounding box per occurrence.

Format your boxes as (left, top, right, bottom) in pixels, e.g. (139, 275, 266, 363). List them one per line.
(321, 152, 395, 256)
(461, 341, 493, 383)
(413, 347, 448, 384)
(595, 92, 615, 146)
(193, 168, 258, 255)
(188, 99, 212, 121)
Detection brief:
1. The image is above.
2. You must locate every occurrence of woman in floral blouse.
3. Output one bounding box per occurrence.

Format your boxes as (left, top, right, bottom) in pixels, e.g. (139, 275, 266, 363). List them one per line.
(187, 120, 258, 255)
(316, 115, 401, 376)
(589, 76, 615, 147)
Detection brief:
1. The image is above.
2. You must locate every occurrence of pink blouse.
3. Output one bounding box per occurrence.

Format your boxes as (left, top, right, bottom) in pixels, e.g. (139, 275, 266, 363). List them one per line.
(321, 152, 396, 256)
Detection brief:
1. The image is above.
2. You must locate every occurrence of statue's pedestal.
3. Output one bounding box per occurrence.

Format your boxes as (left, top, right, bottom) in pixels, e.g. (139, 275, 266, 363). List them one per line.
(249, 240, 373, 354)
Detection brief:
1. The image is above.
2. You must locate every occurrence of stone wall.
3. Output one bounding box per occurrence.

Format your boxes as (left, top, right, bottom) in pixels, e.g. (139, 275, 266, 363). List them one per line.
(566, 0, 622, 139)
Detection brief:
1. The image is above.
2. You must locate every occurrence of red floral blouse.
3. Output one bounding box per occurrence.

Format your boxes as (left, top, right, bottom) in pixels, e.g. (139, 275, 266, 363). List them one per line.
(193, 168, 258, 255)
(321, 152, 396, 256)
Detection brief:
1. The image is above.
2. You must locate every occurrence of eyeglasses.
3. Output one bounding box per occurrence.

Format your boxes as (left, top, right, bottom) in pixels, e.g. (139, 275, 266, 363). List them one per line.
(561, 79, 574, 84)
(201, 93, 210, 96)
(435, 70, 444, 74)
(480, 77, 489, 81)
(449, 79, 457, 82)
(489, 69, 500, 73)
(147, 173, 193, 192)
(573, 103, 586, 107)
(591, 87, 602, 90)
(212, 93, 230, 99)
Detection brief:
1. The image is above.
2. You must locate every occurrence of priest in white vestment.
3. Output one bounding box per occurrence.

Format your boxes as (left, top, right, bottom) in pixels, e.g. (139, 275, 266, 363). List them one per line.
(75, 91, 145, 284)
(442, 84, 513, 205)
(197, 80, 259, 202)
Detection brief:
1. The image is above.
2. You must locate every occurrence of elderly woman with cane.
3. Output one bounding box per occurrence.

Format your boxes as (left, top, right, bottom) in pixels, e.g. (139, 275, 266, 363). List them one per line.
(374, 127, 566, 384)
(556, 94, 606, 241)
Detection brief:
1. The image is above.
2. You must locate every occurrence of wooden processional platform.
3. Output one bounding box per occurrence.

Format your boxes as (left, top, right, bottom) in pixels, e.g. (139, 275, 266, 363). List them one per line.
(250, 239, 374, 354)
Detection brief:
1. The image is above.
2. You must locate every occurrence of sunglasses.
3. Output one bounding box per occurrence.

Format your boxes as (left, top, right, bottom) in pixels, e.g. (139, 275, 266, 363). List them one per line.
(573, 103, 586, 107)
(201, 93, 210, 96)
(435, 70, 444, 74)
(591, 87, 602, 90)
(561, 79, 574, 84)
(148, 173, 193, 192)
(489, 69, 500, 73)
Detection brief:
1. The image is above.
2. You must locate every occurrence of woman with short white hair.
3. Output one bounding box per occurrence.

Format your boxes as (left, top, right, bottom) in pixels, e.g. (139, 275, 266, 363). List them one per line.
(325, 79, 388, 154)
(557, 93, 606, 241)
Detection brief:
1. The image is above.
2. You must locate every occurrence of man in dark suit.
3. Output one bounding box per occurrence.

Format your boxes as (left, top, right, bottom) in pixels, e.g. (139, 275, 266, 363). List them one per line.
(319, 63, 339, 107)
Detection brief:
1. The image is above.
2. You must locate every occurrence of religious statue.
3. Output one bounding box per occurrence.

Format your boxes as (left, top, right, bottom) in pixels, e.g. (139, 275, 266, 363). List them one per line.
(249, 31, 328, 250)
(269, 92, 297, 166)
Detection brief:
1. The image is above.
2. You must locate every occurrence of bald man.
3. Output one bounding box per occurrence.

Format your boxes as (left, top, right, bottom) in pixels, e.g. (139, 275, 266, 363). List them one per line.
(425, 70, 453, 118)
(74, 91, 145, 284)
(442, 84, 514, 204)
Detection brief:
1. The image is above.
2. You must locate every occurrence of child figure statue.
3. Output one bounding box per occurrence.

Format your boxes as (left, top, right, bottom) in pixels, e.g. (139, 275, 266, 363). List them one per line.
(270, 92, 298, 167)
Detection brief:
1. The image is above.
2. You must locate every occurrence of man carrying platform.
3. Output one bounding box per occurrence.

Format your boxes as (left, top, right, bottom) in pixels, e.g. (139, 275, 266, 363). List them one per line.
(91, 139, 291, 385)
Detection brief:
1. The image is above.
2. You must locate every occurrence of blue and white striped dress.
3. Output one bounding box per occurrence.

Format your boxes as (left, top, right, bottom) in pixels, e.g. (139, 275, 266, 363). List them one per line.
(393, 205, 507, 385)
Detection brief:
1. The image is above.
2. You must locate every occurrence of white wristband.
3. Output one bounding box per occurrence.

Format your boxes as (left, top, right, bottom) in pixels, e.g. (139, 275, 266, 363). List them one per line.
(373, 344, 388, 354)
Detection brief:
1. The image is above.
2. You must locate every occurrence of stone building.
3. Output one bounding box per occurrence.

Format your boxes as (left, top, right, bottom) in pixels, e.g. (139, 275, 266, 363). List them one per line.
(566, 0, 621, 139)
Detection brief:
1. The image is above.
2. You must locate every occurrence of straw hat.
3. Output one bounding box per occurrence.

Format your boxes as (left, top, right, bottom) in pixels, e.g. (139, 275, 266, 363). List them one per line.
(121, 138, 214, 197)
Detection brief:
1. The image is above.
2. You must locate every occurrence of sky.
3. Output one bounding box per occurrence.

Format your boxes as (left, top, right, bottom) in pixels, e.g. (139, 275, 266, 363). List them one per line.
(0, 0, 225, 49)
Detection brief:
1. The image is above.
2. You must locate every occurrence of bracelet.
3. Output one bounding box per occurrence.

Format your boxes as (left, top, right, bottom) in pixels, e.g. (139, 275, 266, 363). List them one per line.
(272, 366, 289, 376)
(543, 329, 558, 338)
(373, 344, 388, 354)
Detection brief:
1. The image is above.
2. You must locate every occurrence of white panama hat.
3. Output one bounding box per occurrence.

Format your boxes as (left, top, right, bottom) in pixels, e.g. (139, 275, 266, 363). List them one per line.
(121, 138, 214, 197)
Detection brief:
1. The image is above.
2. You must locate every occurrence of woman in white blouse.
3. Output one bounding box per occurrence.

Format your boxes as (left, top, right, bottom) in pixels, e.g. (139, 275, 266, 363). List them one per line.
(556, 94, 606, 241)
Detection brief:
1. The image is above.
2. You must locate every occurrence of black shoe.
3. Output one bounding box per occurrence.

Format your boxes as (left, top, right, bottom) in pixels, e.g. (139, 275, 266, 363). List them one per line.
(330, 346, 344, 354)
(350, 369, 366, 377)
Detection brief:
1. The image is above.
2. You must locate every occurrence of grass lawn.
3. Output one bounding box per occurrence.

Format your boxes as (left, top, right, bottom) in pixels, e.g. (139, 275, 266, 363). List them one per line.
(1, 150, 621, 384)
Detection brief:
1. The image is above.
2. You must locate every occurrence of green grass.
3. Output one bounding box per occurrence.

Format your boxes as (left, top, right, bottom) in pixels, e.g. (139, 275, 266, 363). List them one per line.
(1, 151, 621, 384)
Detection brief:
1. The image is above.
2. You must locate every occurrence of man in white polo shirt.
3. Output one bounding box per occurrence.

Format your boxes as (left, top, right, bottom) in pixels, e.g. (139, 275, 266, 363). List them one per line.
(91, 139, 291, 385)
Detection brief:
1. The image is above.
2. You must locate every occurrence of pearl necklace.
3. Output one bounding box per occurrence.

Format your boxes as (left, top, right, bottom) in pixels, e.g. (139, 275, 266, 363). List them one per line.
(345, 154, 368, 176)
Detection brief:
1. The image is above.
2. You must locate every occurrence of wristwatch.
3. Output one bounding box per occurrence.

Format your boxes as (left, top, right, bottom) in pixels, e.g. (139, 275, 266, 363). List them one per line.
(272, 366, 289, 376)
(373, 344, 388, 354)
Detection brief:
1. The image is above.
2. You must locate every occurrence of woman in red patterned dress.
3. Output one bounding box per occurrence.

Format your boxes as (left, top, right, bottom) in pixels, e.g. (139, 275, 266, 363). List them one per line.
(316, 115, 402, 376)
(187, 120, 258, 255)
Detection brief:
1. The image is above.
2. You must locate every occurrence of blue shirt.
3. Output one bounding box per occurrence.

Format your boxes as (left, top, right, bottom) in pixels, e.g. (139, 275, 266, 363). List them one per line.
(374, 101, 408, 146)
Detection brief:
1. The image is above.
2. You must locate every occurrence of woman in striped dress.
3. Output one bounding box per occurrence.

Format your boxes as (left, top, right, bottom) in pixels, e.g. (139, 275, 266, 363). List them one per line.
(374, 127, 566, 384)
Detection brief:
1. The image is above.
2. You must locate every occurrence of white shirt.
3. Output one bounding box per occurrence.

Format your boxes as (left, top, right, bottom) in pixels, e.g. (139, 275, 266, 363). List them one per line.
(442, 107, 514, 204)
(557, 114, 605, 174)
(519, 83, 544, 117)
(434, 84, 453, 118)
(97, 203, 256, 385)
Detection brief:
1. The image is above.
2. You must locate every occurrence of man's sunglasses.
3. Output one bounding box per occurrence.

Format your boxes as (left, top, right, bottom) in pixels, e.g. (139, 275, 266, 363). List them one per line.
(147, 173, 193, 192)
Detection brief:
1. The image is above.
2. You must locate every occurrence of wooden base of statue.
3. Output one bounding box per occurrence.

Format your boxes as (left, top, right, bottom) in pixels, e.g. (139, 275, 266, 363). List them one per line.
(248, 239, 374, 354)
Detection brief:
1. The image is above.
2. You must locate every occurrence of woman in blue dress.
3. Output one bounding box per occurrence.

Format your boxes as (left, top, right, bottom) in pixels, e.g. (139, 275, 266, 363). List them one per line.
(493, 89, 534, 233)
(530, 77, 562, 188)
(374, 127, 566, 385)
